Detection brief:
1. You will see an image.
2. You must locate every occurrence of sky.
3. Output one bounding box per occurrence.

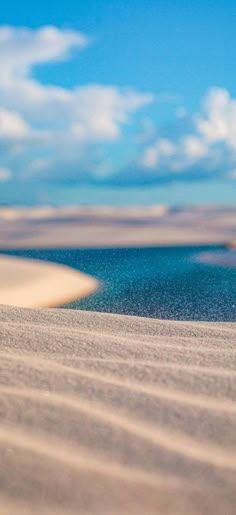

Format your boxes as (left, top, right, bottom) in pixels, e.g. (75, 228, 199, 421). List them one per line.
(0, 0, 236, 205)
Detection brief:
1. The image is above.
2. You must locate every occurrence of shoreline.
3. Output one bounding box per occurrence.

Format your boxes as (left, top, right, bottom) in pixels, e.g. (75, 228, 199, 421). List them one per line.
(0, 243, 235, 312)
(0, 241, 228, 250)
(0, 254, 99, 308)
(0, 233, 235, 513)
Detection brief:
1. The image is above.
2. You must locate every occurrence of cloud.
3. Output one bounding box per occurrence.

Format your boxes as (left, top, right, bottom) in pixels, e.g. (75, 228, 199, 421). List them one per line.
(0, 26, 152, 129)
(140, 138, 176, 169)
(0, 25, 153, 182)
(195, 88, 236, 148)
(137, 87, 236, 183)
(70, 85, 153, 141)
(0, 108, 29, 140)
(0, 25, 235, 188)
(0, 26, 152, 127)
(0, 25, 88, 80)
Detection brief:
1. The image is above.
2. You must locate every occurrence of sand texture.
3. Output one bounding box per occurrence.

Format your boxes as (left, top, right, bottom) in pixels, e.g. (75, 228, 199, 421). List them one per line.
(0, 255, 98, 307)
(0, 305, 235, 514)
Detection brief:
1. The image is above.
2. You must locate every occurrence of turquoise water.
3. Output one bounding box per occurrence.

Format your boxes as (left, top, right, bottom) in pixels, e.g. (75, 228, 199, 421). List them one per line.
(2, 245, 236, 321)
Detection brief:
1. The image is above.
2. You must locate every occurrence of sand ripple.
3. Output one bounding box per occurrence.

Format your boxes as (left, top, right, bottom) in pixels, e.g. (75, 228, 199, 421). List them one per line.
(0, 306, 235, 514)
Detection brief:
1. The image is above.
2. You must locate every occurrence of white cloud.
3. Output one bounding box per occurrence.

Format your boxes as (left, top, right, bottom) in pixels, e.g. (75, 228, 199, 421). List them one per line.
(195, 87, 236, 148)
(141, 138, 176, 169)
(0, 25, 88, 80)
(70, 85, 152, 141)
(138, 87, 236, 180)
(1, 25, 235, 187)
(0, 108, 29, 140)
(0, 25, 153, 181)
(140, 134, 208, 174)
(0, 26, 152, 134)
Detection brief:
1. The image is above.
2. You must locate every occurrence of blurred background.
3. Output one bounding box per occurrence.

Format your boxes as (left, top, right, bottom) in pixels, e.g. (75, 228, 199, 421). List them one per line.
(0, 0, 236, 320)
(0, 0, 236, 206)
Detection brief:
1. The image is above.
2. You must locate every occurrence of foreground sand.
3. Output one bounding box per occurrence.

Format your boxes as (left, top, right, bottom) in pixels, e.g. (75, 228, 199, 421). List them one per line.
(0, 255, 98, 307)
(0, 305, 235, 514)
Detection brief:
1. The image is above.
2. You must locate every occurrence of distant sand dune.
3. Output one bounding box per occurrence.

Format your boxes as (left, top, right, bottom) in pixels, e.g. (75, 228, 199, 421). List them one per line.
(0, 305, 236, 514)
(0, 205, 235, 248)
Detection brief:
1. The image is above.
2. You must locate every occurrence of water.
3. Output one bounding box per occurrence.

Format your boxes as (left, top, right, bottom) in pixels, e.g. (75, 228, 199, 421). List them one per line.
(2, 245, 236, 322)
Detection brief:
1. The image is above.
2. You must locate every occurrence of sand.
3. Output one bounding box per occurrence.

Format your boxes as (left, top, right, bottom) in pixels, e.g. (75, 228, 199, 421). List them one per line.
(0, 205, 236, 248)
(0, 205, 235, 513)
(0, 304, 236, 514)
(0, 255, 98, 307)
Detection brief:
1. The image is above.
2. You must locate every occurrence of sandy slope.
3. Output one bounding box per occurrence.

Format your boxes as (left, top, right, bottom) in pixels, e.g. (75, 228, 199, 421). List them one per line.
(0, 305, 235, 514)
(0, 255, 98, 307)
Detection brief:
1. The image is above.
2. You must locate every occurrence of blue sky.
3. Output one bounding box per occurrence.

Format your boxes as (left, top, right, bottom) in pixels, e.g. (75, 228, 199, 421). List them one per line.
(0, 0, 236, 205)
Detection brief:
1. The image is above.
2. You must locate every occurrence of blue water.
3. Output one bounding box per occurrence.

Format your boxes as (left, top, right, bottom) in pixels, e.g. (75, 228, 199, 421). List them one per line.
(2, 245, 236, 322)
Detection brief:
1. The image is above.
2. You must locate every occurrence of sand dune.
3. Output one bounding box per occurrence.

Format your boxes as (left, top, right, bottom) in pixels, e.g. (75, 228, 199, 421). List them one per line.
(0, 205, 235, 247)
(0, 305, 235, 514)
(0, 255, 98, 307)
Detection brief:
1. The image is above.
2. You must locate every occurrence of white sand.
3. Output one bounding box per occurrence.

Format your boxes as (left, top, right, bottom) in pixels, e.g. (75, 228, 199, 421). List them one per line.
(0, 205, 236, 513)
(0, 305, 236, 514)
(0, 255, 98, 307)
(0, 205, 235, 247)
